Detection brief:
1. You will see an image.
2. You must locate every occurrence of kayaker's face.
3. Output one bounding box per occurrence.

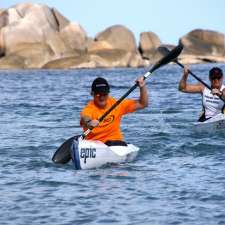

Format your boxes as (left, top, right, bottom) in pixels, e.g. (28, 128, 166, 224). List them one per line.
(93, 93, 108, 108)
(210, 76, 223, 89)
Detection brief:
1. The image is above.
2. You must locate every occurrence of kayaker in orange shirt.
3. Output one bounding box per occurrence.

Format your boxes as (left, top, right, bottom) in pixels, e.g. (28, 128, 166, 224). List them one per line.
(80, 77, 148, 144)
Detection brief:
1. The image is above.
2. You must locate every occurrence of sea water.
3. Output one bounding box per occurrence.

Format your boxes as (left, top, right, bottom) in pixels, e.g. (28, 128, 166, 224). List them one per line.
(1, 64, 225, 225)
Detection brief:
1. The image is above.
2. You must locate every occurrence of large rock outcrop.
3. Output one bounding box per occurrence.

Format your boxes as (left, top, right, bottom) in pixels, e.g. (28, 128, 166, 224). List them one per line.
(179, 29, 225, 63)
(88, 25, 146, 68)
(139, 31, 162, 63)
(0, 10, 7, 29)
(0, 3, 225, 68)
(44, 24, 147, 69)
(0, 3, 88, 68)
(43, 49, 146, 69)
(95, 25, 137, 52)
(0, 4, 148, 69)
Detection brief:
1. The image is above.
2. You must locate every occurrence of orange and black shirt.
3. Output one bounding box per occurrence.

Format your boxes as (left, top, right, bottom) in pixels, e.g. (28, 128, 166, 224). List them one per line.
(80, 96, 136, 143)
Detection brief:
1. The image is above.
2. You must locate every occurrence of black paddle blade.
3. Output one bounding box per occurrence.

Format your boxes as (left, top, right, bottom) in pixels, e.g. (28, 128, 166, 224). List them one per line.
(52, 136, 79, 164)
(150, 43, 183, 73)
(157, 46, 171, 56)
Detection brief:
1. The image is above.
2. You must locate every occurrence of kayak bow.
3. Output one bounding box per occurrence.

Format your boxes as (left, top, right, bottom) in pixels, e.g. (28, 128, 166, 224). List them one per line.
(71, 139, 139, 170)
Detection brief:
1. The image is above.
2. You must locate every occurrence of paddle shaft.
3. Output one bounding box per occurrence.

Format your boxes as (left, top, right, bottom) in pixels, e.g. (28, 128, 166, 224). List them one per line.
(158, 46, 212, 90)
(52, 44, 183, 163)
(174, 59, 211, 90)
(82, 71, 151, 138)
(99, 71, 151, 121)
(174, 59, 225, 103)
(81, 44, 184, 139)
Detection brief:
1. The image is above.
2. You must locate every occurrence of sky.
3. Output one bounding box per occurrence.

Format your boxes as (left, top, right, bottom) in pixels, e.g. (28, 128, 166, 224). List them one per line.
(1, 0, 225, 45)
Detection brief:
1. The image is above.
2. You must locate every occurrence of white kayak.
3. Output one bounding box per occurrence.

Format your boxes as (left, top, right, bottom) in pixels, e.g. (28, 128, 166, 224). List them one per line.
(193, 113, 225, 134)
(70, 139, 139, 170)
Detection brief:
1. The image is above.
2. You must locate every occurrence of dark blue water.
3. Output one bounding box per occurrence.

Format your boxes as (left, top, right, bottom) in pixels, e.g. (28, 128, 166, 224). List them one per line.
(1, 64, 225, 225)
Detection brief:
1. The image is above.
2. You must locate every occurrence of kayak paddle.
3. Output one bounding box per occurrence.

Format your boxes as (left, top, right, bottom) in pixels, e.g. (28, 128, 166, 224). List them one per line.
(52, 43, 184, 164)
(158, 46, 213, 91)
(158, 46, 225, 103)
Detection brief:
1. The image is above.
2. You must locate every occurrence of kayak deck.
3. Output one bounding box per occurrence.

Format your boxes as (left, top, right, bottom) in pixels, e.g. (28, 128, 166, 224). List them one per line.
(71, 139, 139, 170)
(193, 113, 225, 134)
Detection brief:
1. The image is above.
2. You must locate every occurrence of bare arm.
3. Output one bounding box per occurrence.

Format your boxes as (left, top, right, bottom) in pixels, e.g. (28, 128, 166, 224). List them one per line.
(134, 76, 149, 110)
(179, 66, 204, 93)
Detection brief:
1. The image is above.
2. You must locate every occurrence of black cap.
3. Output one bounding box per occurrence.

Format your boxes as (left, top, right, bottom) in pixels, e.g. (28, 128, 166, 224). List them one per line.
(209, 67, 223, 80)
(91, 77, 110, 94)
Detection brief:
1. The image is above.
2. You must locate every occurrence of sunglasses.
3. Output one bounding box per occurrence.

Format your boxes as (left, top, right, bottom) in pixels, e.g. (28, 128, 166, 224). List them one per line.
(211, 76, 222, 80)
(94, 93, 108, 97)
